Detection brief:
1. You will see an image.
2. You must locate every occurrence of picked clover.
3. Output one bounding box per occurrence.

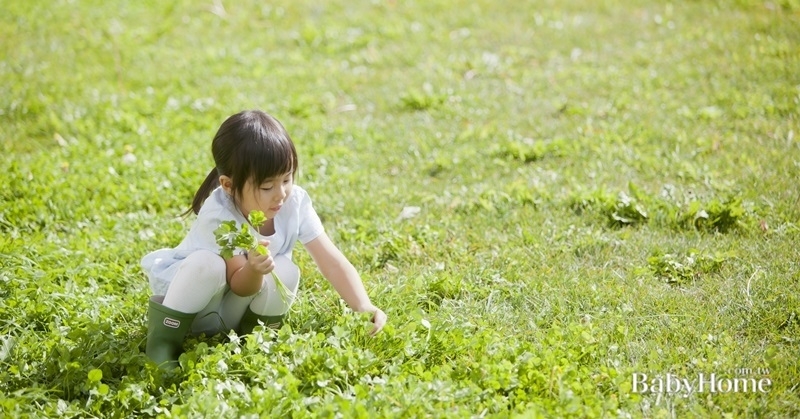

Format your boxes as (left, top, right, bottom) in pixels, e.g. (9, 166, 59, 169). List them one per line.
(213, 210, 293, 302)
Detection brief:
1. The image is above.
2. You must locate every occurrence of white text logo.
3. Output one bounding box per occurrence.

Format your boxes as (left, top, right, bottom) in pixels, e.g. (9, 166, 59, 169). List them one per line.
(632, 370, 771, 397)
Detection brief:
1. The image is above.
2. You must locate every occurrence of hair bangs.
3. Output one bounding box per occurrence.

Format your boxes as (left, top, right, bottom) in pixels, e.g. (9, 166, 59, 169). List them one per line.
(238, 116, 298, 187)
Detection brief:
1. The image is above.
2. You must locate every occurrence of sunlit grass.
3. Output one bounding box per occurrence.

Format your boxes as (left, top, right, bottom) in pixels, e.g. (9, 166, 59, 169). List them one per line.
(1, 0, 799, 417)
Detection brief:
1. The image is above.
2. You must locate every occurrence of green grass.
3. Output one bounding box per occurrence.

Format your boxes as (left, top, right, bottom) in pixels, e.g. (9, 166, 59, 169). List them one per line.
(1, 0, 799, 417)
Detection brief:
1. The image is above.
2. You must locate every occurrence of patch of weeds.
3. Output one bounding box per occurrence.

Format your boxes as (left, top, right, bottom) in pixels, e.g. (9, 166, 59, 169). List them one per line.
(608, 190, 649, 227)
(677, 196, 748, 233)
(399, 88, 447, 111)
(425, 275, 463, 307)
(568, 189, 615, 216)
(424, 155, 453, 177)
(555, 101, 589, 117)
(373, 232, 405, 268)
(492, 137, 567, 163)
(646, 250, 733, 285)
(570, 186, 752, 233)
(731, 0, 800, 12)
(455, 124, 496, 144)
(568, 185, 649, 228)
(505, 181, 544, 208)
(369, 226, 436, 270)
(455, 181, 545, 215)
(293, 23, 325, 48)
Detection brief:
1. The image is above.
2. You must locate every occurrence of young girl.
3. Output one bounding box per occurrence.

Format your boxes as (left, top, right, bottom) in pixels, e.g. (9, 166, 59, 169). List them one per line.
(141, 110, 387, 369)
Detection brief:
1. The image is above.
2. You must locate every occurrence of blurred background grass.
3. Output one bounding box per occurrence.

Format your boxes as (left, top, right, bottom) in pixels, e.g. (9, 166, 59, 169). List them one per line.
(1, 0, 799, 417)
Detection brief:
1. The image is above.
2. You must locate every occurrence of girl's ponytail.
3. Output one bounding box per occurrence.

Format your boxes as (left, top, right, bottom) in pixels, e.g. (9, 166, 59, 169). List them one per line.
(183, 168, 219, 216)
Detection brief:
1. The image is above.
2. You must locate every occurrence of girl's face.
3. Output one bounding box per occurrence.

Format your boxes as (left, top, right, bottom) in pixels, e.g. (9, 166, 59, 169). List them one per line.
(228, 172, 294, 221)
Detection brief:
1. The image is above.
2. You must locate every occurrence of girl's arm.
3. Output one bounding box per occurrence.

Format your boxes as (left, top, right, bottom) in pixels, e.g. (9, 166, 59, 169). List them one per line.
(304, 233, 386, 335)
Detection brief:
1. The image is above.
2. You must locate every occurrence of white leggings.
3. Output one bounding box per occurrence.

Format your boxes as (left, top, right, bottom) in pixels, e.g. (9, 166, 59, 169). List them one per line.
(161, 250, 300, 335)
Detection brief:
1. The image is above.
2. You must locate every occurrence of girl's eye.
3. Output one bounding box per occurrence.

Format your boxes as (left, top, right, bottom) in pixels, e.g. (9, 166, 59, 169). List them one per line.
(283, 179, 291, 184)
(261, 187, 273, 191)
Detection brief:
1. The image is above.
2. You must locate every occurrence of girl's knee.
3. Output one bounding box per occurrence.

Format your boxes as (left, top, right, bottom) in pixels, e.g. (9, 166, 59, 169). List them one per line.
(251, 256, 300, 315)
(180, 250, 226, 285)
(272, 254, 300, 289)
(163, 250, 227, 313)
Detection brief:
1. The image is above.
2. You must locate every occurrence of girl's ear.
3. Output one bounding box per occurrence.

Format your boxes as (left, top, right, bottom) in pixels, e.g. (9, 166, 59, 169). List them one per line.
(219, 175, 233, 195)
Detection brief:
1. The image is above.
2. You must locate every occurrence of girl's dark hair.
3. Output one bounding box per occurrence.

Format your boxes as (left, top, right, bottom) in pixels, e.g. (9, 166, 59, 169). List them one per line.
(184, 110, 298, 216)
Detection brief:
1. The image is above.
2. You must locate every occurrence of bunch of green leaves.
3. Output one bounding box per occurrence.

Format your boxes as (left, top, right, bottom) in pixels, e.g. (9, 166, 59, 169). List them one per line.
(2, 0, 800, 416)
(680, 197, 747, 233)
(646, 250, 732, 285)
(213, 210, 293, 304)
(568, 187, 649, 228)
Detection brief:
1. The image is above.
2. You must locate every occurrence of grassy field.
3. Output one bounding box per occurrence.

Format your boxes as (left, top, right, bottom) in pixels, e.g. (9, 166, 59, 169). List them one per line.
(1, 0, 799, 417)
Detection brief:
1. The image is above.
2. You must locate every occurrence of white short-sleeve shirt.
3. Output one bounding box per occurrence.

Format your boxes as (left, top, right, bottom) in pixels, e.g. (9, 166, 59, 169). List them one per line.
(141, 185, 324, 295)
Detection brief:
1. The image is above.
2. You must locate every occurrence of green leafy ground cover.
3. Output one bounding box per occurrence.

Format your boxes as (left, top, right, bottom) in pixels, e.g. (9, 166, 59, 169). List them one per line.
(1, 0, 799, 417)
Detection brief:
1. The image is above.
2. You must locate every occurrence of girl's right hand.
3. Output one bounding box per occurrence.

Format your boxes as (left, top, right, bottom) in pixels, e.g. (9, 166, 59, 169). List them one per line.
(246, 241, 274, 275)
(368, 307, 387, 336)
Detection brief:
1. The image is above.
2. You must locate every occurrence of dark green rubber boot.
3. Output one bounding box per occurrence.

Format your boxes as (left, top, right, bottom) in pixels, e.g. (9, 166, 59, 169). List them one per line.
(238, 307, 285, 335)
(146, 296, 197, 370)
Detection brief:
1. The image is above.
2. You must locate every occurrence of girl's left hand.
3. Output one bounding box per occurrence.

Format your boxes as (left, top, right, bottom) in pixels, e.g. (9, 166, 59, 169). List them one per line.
(368, 307, 387, 336)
